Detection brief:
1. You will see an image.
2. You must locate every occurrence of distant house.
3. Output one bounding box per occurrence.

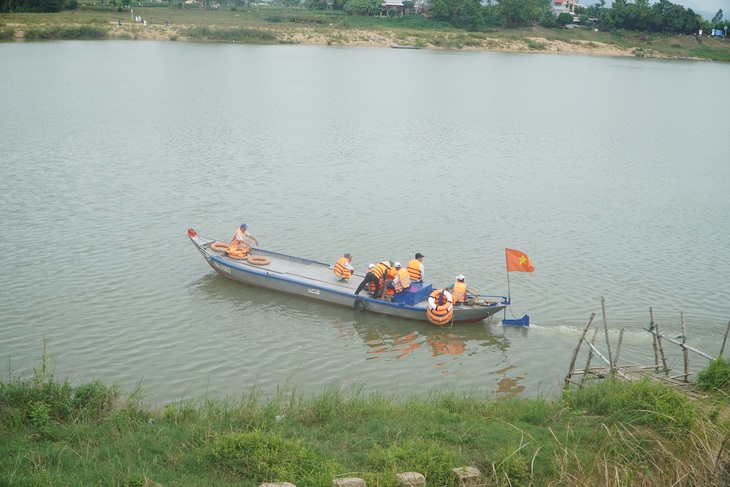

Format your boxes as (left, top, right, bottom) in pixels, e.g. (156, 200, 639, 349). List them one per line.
(553, 0, 579, 14)
(382, 0, 406, 17)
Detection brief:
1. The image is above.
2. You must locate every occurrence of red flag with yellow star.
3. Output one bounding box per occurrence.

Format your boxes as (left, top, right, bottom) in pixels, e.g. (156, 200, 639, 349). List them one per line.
(505, 248, 534, 273)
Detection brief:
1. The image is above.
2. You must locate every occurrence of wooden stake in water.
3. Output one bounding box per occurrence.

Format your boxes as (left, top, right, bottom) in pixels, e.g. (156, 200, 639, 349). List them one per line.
(601, 297, 614, 372)
(581, 329, 600, 386)
(651, 310, 669, 373)
(719, 318, 730, 359)
(650, 307, 659, 372)
(566, 312, 595, 385)
(681, 312, 689, 383)
(614, 328, 625, 368)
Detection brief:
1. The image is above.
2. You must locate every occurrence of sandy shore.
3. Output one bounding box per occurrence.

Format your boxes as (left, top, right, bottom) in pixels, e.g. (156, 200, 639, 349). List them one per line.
(96, 21, 637, 57)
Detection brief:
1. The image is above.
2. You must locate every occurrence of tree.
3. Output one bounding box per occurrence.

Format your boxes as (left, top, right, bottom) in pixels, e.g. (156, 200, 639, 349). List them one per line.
(494, 0, 549, 28)
(342, 0, 379, 15)
(557, 11, 573, 26)
(711, 9, 723, 25)
(429, 0, 484, 30)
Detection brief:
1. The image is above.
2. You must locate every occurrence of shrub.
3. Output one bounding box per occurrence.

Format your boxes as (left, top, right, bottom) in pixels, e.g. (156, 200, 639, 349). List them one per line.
(697, 358, 730, 392)
(365, 438, 460, 485)
(0, 27, 16, 40)
(557, 12, 573, 26)
(564, 378, 699, 432)
(0, 375, 119, 427)
(205, 431, 340, 485)
(180, 26, 277, 43)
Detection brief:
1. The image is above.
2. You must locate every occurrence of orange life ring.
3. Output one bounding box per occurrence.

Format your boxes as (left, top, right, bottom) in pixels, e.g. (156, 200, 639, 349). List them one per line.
(247, 256, 271, 266)
(227, 253, 249, 260)
(427, 289, 454, 326)
(210, 242, 229, 252)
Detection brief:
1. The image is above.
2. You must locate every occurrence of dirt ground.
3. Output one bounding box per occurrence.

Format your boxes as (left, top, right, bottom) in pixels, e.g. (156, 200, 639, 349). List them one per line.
(97, 21, 635, 57)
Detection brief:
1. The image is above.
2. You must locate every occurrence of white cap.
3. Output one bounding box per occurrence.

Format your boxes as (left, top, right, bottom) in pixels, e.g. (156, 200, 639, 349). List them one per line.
(394, 262, 402, 268)
(457, 274, 465, 281)
(368, 263, 375, 269)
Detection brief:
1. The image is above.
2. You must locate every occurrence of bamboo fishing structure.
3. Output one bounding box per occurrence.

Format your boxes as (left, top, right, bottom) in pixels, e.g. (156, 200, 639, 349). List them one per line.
(565, 298, 728, 398)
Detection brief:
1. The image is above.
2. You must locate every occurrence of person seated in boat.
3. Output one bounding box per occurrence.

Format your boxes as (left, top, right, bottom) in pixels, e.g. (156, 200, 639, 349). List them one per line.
(227, 223, 259, 259)
(355, 261, 391, 298)
(383, 261, 398, 298)
(447, 275, 478, 304)
(407, 253, 425, 283)
(387, 262, 412, 294)
(333, 253, 355, 280)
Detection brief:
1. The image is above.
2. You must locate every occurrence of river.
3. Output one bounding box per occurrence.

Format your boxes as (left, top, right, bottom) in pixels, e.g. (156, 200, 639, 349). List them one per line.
(1, 41, 728, 403)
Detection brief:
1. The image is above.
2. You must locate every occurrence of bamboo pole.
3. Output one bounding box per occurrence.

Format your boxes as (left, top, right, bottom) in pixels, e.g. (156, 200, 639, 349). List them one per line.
(719, 318, 730, 359)
(681, 312, 689, 382)
(585, 340, 628, 380)
(652, 318, 670, 372)
(650, 307, 659, 372)
(645, 326, 714, 361)
(566, 313, 595, 384)
(601, 297, 614, 371)
(614, 328, 625, 368)
(581, 329, 599, 386)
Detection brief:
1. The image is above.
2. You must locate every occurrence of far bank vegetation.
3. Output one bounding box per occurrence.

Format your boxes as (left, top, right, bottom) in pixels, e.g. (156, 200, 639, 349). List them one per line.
(1, 0, 729, 61)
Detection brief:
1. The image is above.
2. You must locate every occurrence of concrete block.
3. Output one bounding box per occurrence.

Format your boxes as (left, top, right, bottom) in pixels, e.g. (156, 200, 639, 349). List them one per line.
(331, 478, 367, 487)
(395, 471, 425, 487)
(452, 466, 483, 487)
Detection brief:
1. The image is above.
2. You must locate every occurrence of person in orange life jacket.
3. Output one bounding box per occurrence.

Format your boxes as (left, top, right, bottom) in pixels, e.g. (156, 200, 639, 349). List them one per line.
(228, 223, 259, 257)
(333, 253, 355, 280)
(384, 262, 398, 296)
(355, 261, 391, 298)
(387, 262, 412, 293)
(448, 275, 478, 304)
(407, 253, 425, 282)
(366, 263, 376, 293)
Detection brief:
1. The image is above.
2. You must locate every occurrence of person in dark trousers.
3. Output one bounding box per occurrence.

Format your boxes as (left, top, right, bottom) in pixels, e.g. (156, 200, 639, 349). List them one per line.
(355, 261, 391, 298)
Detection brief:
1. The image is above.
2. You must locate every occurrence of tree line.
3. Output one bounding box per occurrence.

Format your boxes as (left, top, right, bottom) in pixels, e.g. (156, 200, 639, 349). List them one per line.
(3, 0, 729, 38)
(307, 0, 726, 35)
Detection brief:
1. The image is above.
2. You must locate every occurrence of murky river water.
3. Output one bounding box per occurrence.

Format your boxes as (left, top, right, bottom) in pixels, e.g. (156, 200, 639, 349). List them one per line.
(1, 41, 729, 403)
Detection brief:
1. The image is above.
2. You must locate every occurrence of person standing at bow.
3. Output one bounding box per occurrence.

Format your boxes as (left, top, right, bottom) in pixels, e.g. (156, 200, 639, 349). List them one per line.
(227, 223, 259, 259)
(407, 253, 425, 283)
(333, 253, 355, 280)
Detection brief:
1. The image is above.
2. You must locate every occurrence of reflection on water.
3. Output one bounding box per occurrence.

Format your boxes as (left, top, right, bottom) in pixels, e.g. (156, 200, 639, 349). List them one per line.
(492, 365, 526, 397)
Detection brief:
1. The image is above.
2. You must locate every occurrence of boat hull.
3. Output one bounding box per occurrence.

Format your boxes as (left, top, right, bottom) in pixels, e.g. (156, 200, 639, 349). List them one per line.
(188, 230, 507, 324)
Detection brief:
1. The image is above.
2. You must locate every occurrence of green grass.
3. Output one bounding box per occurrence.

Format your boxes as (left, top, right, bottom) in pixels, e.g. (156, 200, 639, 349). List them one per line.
(697, 358, 730, 393)
(23, 24, 107, 40)
(0, 26, 14, 40)
(4, 353, 730, 486)
(179, 25, 277, 43)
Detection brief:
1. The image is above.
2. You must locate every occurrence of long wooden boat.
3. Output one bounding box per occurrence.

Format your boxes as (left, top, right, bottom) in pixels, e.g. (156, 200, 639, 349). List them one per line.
(187, 228, 508, 325)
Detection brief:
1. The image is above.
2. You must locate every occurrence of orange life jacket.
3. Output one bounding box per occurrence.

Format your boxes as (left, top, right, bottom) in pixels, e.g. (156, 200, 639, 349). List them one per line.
(227, 228, 250, 258)
(333, 257, 352, 279)
(228, 228, 249, 250)
(394, 268, 411, 292)
(384, 267, 398, 295)
(370, 263, 388, 279)
(452, 281, 467, 302)
(407, 259, 422, 282)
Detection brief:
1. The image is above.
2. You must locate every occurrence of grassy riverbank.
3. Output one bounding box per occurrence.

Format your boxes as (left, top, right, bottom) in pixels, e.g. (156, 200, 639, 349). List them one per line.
(2, 5, 730, 61)
(4, 354, 730, 486)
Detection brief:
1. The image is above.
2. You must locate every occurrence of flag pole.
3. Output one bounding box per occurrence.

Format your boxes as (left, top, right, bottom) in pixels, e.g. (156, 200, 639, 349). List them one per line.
(504, 249, 512, 304)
